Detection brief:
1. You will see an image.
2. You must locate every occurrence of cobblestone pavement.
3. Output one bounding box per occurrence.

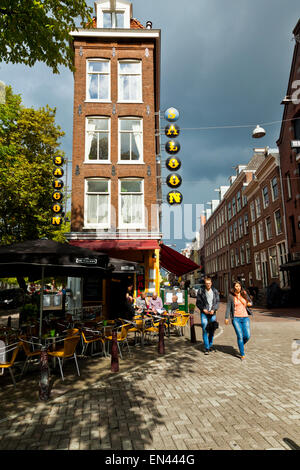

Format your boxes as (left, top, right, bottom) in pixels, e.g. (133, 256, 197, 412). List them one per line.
(0, 306, 299, 450)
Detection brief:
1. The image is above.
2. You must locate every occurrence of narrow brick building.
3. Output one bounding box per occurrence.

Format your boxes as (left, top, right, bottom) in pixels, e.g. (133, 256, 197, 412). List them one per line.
(66, 1, 161, 314)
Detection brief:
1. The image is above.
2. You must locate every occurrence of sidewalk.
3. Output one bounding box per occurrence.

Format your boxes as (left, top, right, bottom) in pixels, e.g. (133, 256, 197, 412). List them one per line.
(0, 315, 300, 450)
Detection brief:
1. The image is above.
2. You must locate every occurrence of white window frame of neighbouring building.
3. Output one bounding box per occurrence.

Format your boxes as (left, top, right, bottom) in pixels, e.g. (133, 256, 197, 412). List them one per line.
(84, 178, 111, 229)
(85, 117, 111, 163)
(86, 59, 111, 102)
(118, 117, 143, 163)
(268, 246, 279, 278)
(119, 178, 144, 229)
(118, 60, 142, 102)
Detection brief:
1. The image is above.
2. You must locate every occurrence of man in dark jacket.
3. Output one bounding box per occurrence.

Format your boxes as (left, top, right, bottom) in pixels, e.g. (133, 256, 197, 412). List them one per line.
(196, 277, 220, 354)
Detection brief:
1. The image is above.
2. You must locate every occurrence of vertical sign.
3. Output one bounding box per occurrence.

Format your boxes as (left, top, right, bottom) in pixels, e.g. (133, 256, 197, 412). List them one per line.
(51, 156, 64, 226)
(164, 108, 183, 205)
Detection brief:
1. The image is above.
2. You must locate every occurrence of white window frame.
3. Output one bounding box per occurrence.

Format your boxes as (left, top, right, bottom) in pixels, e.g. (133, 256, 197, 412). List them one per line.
(118, 178, 145, 229)
(254, 252, 262, 280)
(265, 216, 272, 240)
(246, 242, 251, 264)
(252, 225, 257, 246)
(86, 59, 111, 102)
(262, 186, 269, 208)
(286, 172, 292, 199)
(102, 9, 126, 28)
(255, 197, 261, 218)
(258, 221, 264, 243)
(274, 210, 283, 235)
(232, 197, 236, 216)
(118, 117, 144, 164)
(240, 245, 245, 265)
(84, 178, 111, 229)
(250, 201, 256, 222)
(118, 60, 142, 103)
(271, 176, 279, 201)
(268, 246, 279, 278)
(85, 116, 111, 163)
(244, 213, 249, 234)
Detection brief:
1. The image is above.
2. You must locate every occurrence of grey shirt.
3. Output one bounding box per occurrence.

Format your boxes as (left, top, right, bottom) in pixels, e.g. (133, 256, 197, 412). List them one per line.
(205, 289, 214, 311)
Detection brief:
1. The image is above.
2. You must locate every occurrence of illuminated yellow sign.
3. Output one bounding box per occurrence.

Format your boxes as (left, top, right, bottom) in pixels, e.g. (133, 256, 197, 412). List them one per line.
(52, 191, 63, 202)
(52, 179, 64, 190)
(53, 167, 64, 177)
(165, 124, 180, 137)
(52, 203, 63, 213)
(165, 140, 180, 154)
(53, 156, 64, 166)
(166, 157, 181, 171)
(166, 173, 182, 188)
(167, 191, 183, 205)
(51, 216, 63, 226)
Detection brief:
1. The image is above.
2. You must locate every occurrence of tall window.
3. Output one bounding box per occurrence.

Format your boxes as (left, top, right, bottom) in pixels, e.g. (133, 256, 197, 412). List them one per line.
(255, 197, 261, 218)
(229, 225, 233, 244)
(232, 197, 236, 216)
(271, 177, 279, 201)
(235, 248, 240, 266)
(262, 186, 269, 208)
(240, 245, 245, 265)
(246, 242, 251, 264)
(244, 213, 249, 234)
(252, 226, 257, 246)
(238, 217, 243, 238)
(269, 246, 279, 278)
(250, 201, 256, 222)
(286, 172, 292, 199)
(254, 253, 262, 280)
(87, 59, 110, 101)
(237, 191, 241, 212)
(119, 179, 144, 227)
(233, 221, 238, 241)
(258, 221, 264, 243)
(119, 118, 143, 162)
(118, 60, 142, 102)
(228, 202, 232, 220)
(85, 179, 110, 227)
(265, 216, 272, 240)
(103, 11, 124, 28)
(86, 117, 110, 161)
(274, 210, 283, 235)
(230, 250, 235, 268)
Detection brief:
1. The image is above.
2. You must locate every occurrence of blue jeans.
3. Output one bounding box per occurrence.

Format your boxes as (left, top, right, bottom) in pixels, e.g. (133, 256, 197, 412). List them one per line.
(232, 317, 251, 356)
(200, 313, 216, 350)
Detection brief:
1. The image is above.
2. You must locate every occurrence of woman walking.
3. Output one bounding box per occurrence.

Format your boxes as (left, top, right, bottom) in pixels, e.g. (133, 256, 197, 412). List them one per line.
(225, 281, 253, 360)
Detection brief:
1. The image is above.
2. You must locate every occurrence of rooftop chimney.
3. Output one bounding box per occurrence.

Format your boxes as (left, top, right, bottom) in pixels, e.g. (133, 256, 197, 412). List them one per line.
(146, 21, 152, 29)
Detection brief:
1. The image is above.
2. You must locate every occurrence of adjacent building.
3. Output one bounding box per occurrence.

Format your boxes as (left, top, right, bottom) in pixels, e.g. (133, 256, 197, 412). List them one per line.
(276, 19, 300, 298)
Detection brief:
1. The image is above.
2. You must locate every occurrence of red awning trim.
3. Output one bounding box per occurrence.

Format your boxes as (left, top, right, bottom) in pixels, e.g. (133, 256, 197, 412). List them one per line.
(69, 240, 160, 251)
(159, 243, 201, 276)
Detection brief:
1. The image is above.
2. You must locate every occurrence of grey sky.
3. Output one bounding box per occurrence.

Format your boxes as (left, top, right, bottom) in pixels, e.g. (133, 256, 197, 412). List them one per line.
(1, 0, 299, 251)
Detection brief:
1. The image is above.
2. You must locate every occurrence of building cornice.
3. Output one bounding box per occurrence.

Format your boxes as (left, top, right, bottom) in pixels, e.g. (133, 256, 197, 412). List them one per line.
(70, 29, 160, 39)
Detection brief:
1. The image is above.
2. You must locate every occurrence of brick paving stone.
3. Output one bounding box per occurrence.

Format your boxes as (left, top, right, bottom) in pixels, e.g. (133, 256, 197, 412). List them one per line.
(0, 318, 300, 450)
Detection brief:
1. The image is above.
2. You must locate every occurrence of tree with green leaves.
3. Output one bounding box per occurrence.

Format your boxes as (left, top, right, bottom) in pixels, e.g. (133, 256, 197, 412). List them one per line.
(0, 0, 93, 73)
(0, 86, 70, 245)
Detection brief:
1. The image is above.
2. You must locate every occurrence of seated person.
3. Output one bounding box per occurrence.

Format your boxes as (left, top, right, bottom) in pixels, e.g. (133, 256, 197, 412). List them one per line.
(149, 292, 163, 314)
(170, 295, 179, 314)
(135, 292, 150, 313)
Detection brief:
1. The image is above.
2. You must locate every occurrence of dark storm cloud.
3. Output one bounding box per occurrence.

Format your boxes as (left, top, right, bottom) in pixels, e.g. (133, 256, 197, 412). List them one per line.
(0, 0, 299, 247)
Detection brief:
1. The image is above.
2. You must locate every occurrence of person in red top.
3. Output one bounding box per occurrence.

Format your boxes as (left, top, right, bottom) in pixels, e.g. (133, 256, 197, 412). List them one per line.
(225, 281, 253, 360)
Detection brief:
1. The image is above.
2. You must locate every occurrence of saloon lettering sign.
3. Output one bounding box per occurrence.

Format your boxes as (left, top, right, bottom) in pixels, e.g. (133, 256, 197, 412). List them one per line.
(164, 107, 183, 205)
(51, 155, 64, 225)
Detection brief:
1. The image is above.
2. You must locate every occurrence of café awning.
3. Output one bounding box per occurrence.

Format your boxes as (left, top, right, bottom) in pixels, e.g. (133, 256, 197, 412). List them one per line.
(159, 243, 201, 276)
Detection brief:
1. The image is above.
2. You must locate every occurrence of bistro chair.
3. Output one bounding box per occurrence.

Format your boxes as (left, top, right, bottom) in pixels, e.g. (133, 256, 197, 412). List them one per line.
(105, 324, 131, 359)
(144, 318, 160, 343)
(81, 329, 105, 357)
(48, 334, 81, 381)
(170, 314, 190, 336)
(19, 335, 42, 377)
(0, 343, 21, 387)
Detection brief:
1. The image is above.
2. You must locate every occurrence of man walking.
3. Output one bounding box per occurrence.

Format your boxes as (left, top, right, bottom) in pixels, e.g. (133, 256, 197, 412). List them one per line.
(196, 277, 220, 355)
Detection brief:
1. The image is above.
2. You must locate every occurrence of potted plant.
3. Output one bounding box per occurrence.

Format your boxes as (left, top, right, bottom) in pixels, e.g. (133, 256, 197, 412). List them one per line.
(188, 303, 196, 314)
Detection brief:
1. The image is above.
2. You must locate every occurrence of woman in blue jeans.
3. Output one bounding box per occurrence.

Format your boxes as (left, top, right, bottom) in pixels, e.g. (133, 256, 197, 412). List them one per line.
(225, 281, 253, 360)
